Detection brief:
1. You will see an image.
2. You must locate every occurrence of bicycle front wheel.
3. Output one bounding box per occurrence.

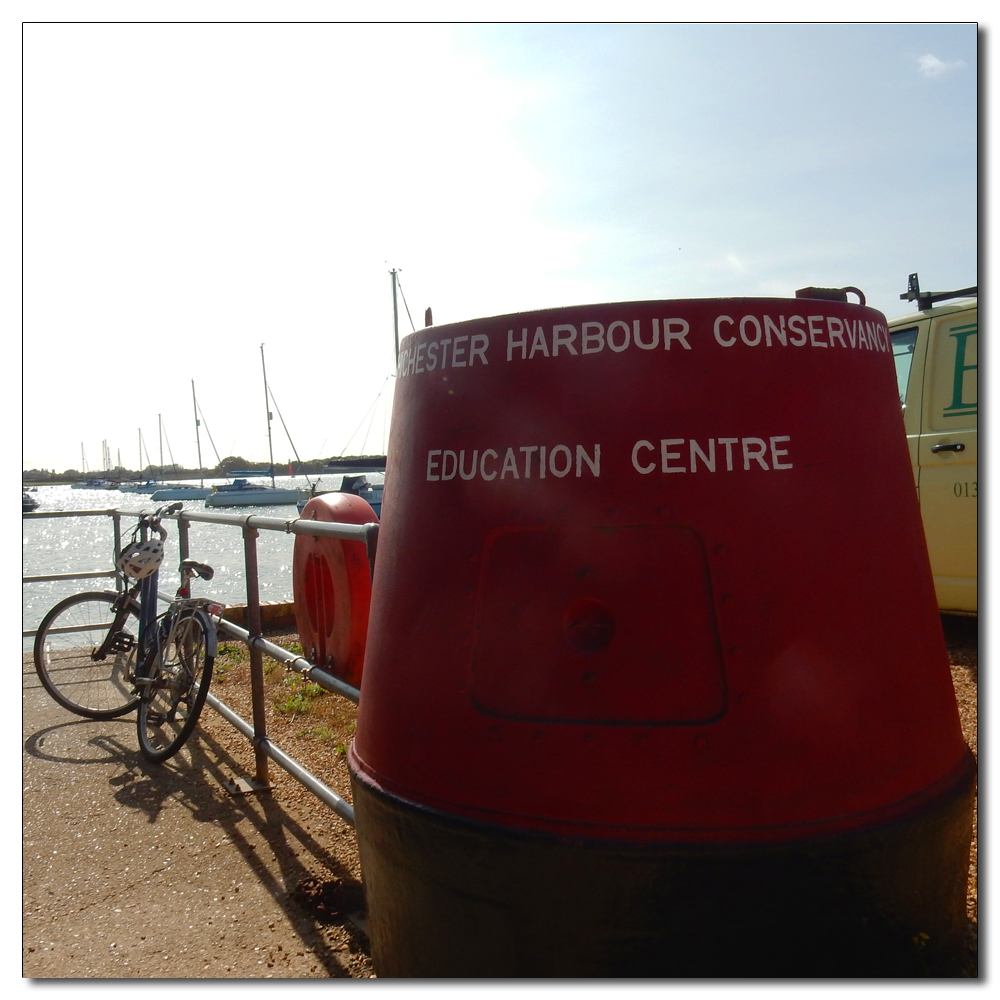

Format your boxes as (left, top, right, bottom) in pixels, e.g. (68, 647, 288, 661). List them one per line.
(137, 611, 214, 762)
(33, 591, 141, 719)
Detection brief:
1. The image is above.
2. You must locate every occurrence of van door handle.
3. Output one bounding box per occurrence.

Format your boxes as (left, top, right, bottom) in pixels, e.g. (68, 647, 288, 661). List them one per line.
(931, 442, 966, 453)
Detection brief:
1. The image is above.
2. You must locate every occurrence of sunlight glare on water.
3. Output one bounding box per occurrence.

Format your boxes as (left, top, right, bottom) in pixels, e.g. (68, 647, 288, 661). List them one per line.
(22, 476, 381, 646)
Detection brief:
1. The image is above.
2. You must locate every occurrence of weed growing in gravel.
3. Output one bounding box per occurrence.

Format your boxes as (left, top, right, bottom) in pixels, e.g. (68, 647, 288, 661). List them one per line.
(299, 724, 336, 741)
(275, 676, 326, 714)
(217, 641, 248, 661)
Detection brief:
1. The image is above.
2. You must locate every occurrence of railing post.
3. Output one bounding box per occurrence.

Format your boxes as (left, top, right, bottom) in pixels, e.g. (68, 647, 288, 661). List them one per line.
(242, 524, 270, 787)
(112, 513, 123, 593)
(364, 522, 379, 580)
(177, 513, 190, 563)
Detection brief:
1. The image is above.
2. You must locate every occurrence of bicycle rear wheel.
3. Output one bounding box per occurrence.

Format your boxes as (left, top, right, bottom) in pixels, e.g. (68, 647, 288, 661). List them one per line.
(33, 591, 141, 719)
(137, 611, 214, 762)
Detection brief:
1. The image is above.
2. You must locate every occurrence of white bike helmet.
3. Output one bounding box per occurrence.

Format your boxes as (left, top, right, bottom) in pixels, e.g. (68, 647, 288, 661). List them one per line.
(117, 537, 165, 579)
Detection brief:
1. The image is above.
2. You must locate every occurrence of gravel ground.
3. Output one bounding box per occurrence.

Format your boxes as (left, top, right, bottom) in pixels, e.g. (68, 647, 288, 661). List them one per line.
(22, 634, 374, 980)
(24, 615, 977, 978)
(939, 613, 978, 974)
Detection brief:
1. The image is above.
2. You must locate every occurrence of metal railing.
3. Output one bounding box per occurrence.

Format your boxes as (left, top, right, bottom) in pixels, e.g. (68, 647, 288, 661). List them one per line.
(23, 506, 378, 827)
(22, 509, 126, 587)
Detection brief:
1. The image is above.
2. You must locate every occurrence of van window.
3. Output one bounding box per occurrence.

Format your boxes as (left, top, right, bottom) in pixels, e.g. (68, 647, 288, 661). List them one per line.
(891, 327, 918, 403)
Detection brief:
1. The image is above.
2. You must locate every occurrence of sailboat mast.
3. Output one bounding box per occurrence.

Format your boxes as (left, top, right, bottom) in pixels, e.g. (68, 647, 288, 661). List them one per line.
(191, 380, 204, 487)
(158, 415, 163, 475)
(261, 344, 276, 488)
(391, 268, 400, 364)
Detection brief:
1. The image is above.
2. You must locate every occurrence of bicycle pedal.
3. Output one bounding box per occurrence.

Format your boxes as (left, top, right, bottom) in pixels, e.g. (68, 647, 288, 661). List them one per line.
(109, 633, 136, 653)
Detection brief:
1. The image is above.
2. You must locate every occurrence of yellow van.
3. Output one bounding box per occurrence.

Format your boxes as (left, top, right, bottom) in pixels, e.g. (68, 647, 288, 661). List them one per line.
(890, 273, 978, 615)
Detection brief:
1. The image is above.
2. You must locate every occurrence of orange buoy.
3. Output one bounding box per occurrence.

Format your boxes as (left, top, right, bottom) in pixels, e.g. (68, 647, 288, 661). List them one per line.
(292, 492, 377, 688)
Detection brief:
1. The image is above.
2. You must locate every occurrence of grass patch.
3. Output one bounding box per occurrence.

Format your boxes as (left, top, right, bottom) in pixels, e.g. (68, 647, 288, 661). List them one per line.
(299, 724, 336, 741)
(295, 724, 350, 757)
(274, 675, 326, 715)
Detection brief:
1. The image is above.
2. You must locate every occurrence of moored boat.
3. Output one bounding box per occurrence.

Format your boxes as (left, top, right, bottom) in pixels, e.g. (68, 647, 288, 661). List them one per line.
(297, 474, 383, 516)
(205, 345, 311, 509)
(120, 480, 193, 494)
(324, 455, 387, 472)
(150, 485, 215, 501)
(205, 479, 307, 507)
(71, 479, 116, 489)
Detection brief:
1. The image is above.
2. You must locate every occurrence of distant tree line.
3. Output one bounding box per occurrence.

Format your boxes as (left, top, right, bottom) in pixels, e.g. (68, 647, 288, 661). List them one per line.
(23, 455, 332, 484)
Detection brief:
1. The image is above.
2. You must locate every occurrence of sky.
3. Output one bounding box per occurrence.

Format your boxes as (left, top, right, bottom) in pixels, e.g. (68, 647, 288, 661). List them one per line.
(21, 17, 979, 474)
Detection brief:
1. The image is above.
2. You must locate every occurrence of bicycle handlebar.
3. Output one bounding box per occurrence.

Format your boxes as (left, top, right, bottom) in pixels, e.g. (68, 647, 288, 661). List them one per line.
(139, 502, 184, 542)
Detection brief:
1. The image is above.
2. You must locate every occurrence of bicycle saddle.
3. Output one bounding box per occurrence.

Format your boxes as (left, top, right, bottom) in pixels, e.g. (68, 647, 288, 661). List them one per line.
(180, 559, 215, 581)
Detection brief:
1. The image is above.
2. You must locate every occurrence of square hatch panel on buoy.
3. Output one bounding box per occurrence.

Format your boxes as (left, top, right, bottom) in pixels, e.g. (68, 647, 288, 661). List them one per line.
(470, 524, 726, 725)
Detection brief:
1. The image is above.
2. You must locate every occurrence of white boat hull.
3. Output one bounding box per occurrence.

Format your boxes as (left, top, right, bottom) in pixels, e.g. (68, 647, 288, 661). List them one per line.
(121, 482, 195, 494)
(205, 488, 307, 507)
(150, 487, 214, 501)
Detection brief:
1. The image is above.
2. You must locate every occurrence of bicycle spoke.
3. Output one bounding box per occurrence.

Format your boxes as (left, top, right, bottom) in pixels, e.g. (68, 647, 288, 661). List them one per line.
(33, 593, 142, 719)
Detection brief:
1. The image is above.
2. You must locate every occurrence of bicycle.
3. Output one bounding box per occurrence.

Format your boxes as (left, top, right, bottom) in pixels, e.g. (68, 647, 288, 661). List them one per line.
(33, 503, 225, 762)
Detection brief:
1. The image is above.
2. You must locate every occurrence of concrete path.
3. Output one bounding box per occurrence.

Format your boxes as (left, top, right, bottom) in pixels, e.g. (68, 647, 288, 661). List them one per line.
(21, 654, 373, 979)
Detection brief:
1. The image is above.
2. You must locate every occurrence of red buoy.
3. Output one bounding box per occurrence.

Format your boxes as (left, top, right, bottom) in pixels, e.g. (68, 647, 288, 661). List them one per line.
(348, 297, 975, 976)
(292, 492, 376, 688)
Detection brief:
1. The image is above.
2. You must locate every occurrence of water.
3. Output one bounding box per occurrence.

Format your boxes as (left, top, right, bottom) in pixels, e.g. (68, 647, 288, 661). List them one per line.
(22, 474, 383, 647)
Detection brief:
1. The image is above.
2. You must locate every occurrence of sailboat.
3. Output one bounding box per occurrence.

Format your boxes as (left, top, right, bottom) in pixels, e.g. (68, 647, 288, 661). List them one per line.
(121, 421, 189, 494)
(71, 444, 115, 488)
(150, 382, 215, 501)
(205, 347, 309, 508)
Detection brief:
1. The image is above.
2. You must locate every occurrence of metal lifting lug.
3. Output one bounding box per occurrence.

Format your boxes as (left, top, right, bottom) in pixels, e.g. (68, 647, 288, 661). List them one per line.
(795, 285, 867, 306)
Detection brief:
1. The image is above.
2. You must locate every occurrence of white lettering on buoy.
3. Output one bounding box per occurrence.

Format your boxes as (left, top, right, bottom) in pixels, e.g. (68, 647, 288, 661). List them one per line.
(398, 310, 888, 378)
(713, 313, 887, 352)
(431, 439, 791, 483)
(506, 318, 691, 362)
(426, 444, 601, 482)
(398, 333, 490, 377)
(630, 436, 793, 474)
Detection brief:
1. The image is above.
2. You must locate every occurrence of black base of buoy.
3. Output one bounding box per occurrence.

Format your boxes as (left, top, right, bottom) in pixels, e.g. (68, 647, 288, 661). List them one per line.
(350, 751, 975, 978)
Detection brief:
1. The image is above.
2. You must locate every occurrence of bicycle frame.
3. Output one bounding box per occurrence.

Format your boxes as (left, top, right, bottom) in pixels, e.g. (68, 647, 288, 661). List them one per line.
(135, 539, 223, 682)
(92, 505, 186, 682)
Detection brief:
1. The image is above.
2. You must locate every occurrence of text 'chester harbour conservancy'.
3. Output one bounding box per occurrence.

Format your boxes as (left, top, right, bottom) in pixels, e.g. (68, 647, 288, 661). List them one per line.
(397, 311, 891, 378)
